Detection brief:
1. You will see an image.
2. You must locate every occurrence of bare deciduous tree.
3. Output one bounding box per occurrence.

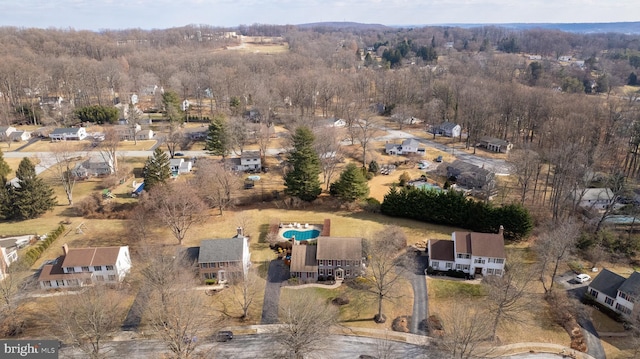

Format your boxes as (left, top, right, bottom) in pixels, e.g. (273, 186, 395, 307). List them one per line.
(146, 181, 208, 244)
(49, 141, 77, 205)
(224, 269, 262, 321)
(166, 125, 184, 158)
(48, 285, 128, 359)
(364, 226, 413, 323)
(482, 257, 534, 341)
(354, 115, 381, 167)
(436, 300, 493, 359)
(97, 126, 119, 176)
(272, 290, 338, 359)
(536, 220, 580, 293)
(193, 159, 242, 215)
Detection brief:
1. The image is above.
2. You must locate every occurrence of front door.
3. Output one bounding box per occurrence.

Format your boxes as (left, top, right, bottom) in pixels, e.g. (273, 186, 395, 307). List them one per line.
(335, 268, 344, 280)
(475, 267, 483, 275)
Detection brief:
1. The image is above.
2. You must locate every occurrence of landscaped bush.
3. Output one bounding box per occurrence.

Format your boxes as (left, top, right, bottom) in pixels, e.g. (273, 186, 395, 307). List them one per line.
(361, 197, 381, 213)
(204, 279, 218, 285)
(392, 316, 410, 332)
(20, 224, 65, 267)
(331, 295, 350, 306)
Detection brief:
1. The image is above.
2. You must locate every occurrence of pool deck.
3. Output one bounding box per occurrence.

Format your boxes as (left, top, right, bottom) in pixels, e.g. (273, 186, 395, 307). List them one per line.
(278, 223, 324, 241)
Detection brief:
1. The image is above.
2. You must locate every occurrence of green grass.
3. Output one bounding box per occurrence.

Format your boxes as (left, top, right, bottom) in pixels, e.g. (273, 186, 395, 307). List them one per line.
(429, 278, 485, 298)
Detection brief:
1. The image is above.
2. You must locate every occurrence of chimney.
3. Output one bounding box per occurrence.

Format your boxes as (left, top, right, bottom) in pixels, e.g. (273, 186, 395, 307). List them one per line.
(498, 225, 504, 236)
(62, 243, 69, 256)
(236, 227, 244, 238)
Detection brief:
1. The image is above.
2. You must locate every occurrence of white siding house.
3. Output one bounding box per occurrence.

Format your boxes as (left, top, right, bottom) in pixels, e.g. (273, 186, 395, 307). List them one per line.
(49, 127, 87, 141)
(38, 244, 132, 289)
(587, 269, 640, 319)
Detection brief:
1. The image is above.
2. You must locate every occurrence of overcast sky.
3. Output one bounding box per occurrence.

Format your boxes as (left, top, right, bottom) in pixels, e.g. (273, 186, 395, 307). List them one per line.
(0, 0, 638, 30)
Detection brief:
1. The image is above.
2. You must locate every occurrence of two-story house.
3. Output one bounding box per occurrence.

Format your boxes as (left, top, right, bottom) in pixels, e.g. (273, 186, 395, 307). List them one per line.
(587, 269, 640, 318)
(428, 227, 506, 277)
(433, 122, 461, 138)
(198, 228, 250, 283)
(385, 139, 426, 156)
(290, 237, 363, 282)
(169, 158, 193, 175)
(38, 244, 132, 289)
(49, 127, 87, 141)
(115, 124, 155, 141)
(229, 151, 262, 172)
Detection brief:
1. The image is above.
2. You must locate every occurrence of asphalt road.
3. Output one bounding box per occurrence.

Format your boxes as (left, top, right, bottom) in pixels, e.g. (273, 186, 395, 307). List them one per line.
(59, 334, 433, 359)
(261, 260, 290, 324)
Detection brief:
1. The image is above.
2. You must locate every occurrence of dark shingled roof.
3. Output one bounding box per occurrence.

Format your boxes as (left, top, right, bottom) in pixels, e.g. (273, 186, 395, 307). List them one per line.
(61, 246, 122, 268)
(589, 268, 626, 299)
(290, 245, 318, 273)
(618, 271, 640, 299)
(198, 238, 244, 263)
(429, 239, 455, 262)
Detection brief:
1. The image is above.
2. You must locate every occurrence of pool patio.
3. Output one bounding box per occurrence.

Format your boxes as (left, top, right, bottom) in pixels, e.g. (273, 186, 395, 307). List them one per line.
(270, 218, 331, 242)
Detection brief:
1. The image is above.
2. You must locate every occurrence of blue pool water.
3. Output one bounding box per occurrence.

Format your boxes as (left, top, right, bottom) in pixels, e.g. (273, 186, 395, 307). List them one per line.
(282, 229, 321, 241)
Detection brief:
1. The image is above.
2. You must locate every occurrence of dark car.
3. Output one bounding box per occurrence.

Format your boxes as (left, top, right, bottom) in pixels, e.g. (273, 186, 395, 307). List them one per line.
(215, 331, 233, 342)
(174, 152, 184, 157)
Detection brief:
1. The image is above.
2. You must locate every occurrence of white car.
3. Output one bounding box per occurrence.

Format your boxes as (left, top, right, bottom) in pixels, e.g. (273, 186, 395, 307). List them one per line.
(576, 274, 591, 283)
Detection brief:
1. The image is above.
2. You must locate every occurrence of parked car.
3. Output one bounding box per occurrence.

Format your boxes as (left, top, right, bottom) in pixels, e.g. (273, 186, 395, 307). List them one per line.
(174, 152, 184, 157)
(576, 274, 591, 283)
(215, 331, 233, 342)
(435, 155, 443, 162)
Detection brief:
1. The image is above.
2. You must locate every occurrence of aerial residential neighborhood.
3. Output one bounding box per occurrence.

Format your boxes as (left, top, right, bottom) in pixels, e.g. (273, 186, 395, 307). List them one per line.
(0, 11, 639, 359)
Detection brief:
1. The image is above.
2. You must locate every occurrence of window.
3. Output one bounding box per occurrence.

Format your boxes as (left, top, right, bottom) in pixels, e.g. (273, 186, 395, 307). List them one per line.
(589, 289, 599, 298)
(619, 291, 636, 303)
(43, 281, 52, 288)
(487, 268, 494, 275)
(474, 258, 485, 264)
(495, 258, 504, 264)
(108, 275, 116, 281)
(616, 303, 632, 315)
(106, 265, 114, 271)
(67, 267, 75, 273)
(456, 253, 470, 259)
(327, 260, 333, 267)
(456, 264, 462, 270)
(56, 280, 64, 287)
(82, 266, 89, 272)
(494, 269, 503, 276)
(93, 266, 102, 271)
(431, 261, 439, 268)
(605, 297, 614, 306)
(445, 262, 453, 269)
(96, 275, 104, 281)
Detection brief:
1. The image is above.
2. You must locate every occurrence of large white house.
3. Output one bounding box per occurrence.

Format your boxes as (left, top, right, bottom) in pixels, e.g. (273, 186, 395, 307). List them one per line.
(428, 227, 506, 277)
(385, 138, 426, 156)
(38, 244, 132, 289)
(572, 188, 615, 210)
(49, 127, 87, 141)
(229, 151, 261, 172)
(587, 269, 640, 318)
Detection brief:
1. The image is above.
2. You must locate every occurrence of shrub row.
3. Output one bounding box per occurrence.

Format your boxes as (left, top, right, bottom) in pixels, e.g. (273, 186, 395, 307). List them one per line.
(22, 225, 66, 267)
(381, 186, 533, 241)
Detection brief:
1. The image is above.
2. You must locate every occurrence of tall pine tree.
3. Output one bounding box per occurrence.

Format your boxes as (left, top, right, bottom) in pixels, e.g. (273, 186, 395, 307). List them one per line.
(284, 127, 322, 202)
(143, 148, 171, 192)
(205, 115, 229, 159)
(0, 149, 11, 178)
(330, 163, 370, 202)
(10, 158, 56, 220)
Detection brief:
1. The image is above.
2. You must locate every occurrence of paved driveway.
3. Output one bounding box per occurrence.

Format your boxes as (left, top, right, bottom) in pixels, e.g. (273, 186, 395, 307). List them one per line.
(407, 253, 430, 335)
(260, 260, 289, 324)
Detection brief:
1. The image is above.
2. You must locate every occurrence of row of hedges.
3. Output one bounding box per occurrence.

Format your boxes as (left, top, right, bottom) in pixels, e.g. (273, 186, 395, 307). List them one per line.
(380, 186, 533, 241)
(22, 225, 66, 267)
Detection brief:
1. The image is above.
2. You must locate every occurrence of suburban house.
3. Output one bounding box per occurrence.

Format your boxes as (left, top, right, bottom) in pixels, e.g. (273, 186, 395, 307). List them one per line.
(72, 156, 114, 179)
(446, 160, 496, 191)
(289, 237, 364, 282)
(170, 158, 193, 174)
(477, 136, 513, 153)
(10, 131, 31, 142)
(385, 138, 426, 156)
(229, 151, 262, 172)
(49, 127, 87, 141)
(115, 124, 154, 141)
(587, 269, 640, 318)
(38, 244, 132, 289)
(1, 245, 19, 281)
(0, 126, 16, 138)
(39, 96, 64, 109)
(428, 227, 506, 277)
(433, 121, 462, 138)
(572, 188, 615, 210)
(198, 228, 250, 283)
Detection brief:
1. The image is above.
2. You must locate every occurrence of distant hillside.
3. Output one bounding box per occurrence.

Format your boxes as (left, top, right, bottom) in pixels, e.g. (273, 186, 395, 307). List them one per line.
(437, 21, 640, 34)
(296, 22, 389, 31)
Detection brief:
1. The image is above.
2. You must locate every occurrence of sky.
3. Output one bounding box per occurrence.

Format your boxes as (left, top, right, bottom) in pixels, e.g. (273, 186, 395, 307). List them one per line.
(0, 0, 638, 31)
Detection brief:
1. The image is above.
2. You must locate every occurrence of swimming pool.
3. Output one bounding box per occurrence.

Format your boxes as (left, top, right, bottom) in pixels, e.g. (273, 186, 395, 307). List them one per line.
(282, 229, 321, 241)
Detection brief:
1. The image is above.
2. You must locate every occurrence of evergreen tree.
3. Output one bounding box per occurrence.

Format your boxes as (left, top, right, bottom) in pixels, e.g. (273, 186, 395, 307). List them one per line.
(0, 149, 11, 178)
(143, 148, 171, 192)
(284, 127, 322, 202)
(205, 115, 229, 158)
(0, 176, 11, 220)
(330, 163, 370, 202)
(10, 158, 57, 220)
(162, 91, 184, 123)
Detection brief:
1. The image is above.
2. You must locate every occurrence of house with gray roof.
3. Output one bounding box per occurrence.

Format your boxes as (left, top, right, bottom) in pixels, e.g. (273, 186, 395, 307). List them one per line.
(477, 136, 513, 153)
(384, 138, 426, 156)
(49, 127, 87, 141)
(433, 121, 461, 138)
(587, 269, 640, 318)
(198, 228, 250, 283)
(446, 160, 496, 191)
